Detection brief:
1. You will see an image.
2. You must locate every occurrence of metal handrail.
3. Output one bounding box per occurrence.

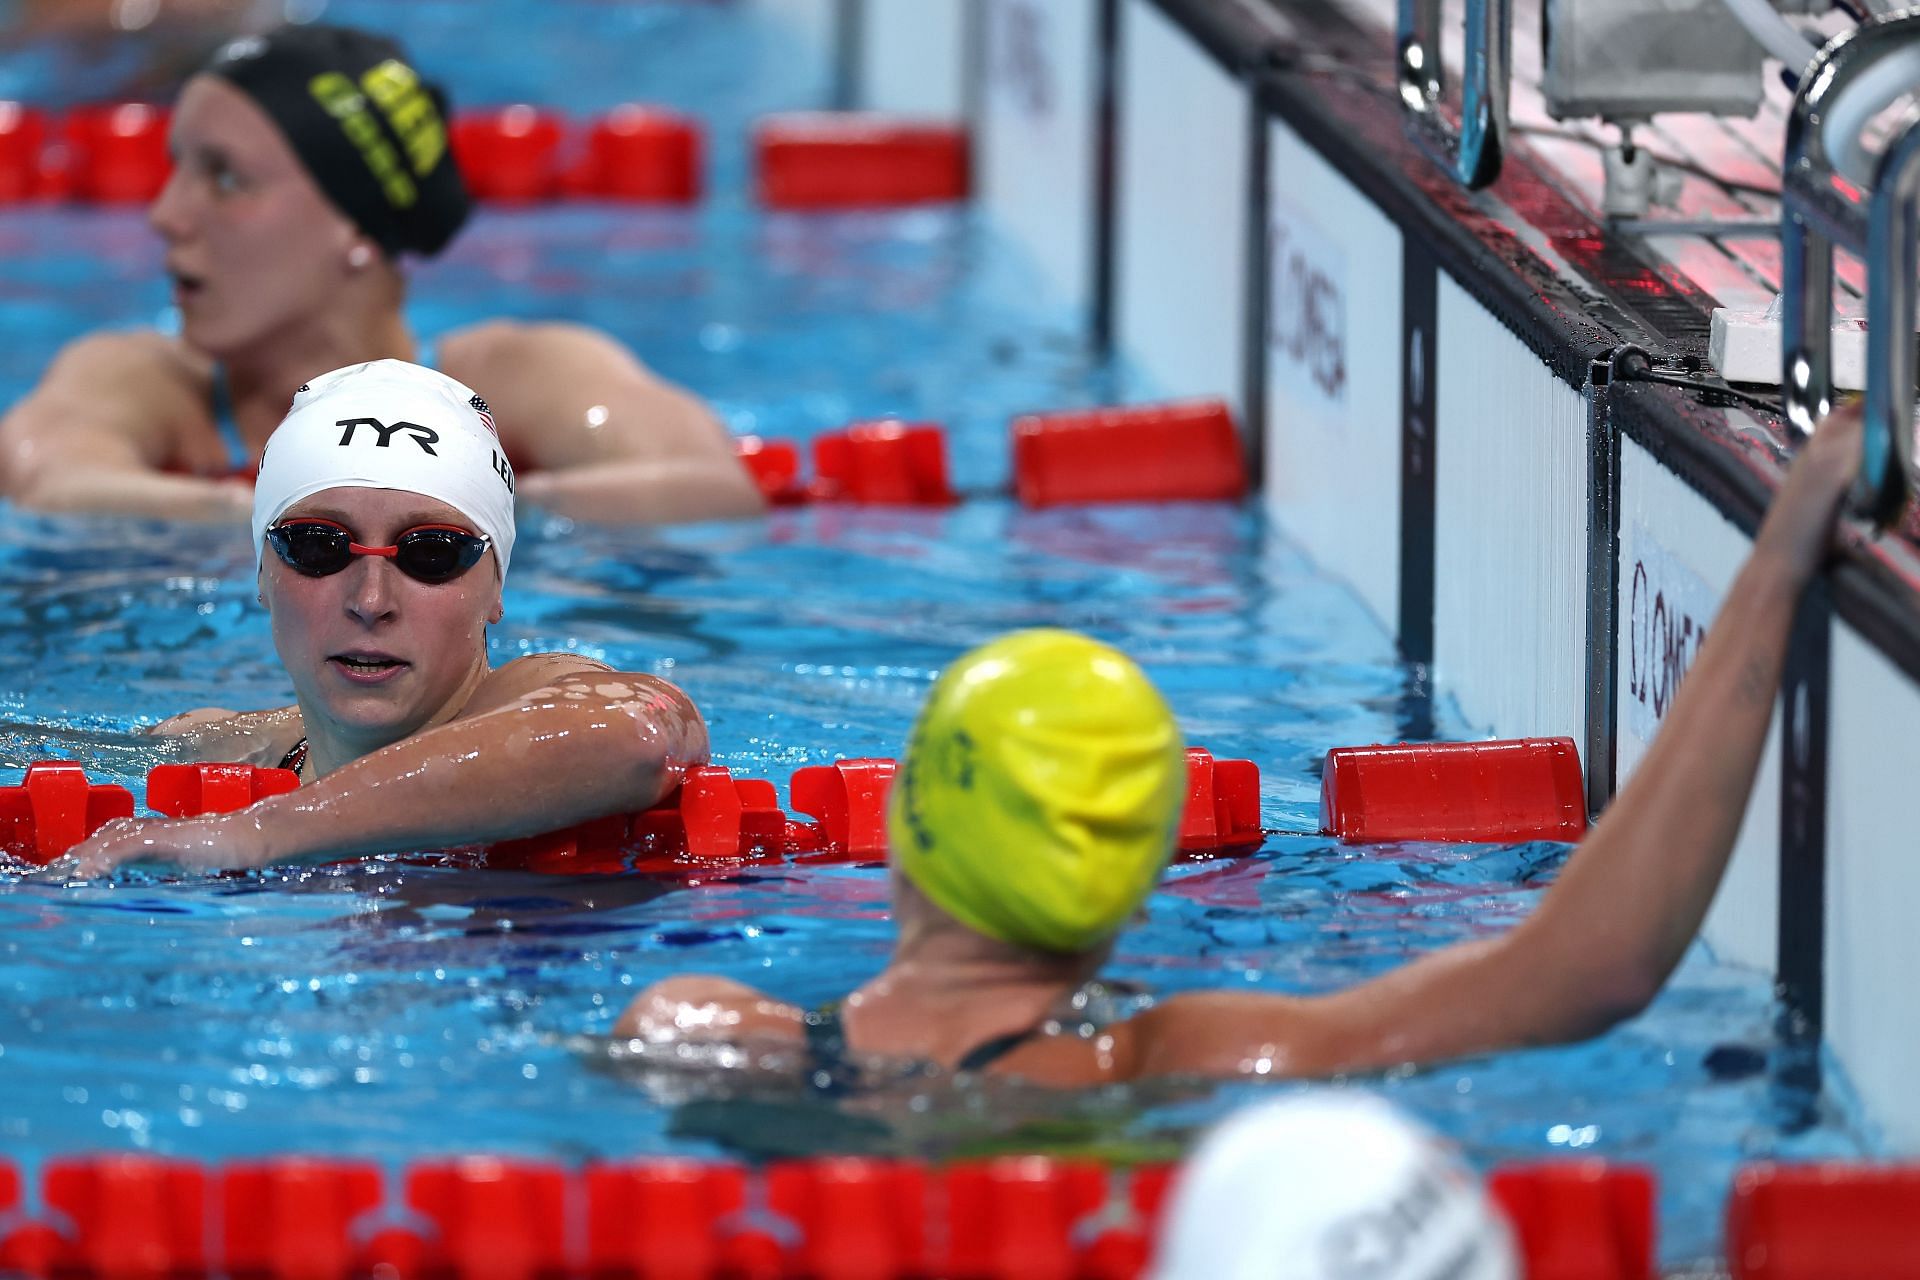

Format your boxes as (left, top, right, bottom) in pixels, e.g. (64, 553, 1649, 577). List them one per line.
(1781, 10, 1920, 526)
(1396, 0, 1511, 190)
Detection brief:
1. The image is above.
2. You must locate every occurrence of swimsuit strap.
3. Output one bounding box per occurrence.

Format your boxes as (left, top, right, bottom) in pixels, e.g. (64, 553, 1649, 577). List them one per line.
(208, 363, 253, 472)
(207, 344, 433, 475)
(955, 1025, 1047, 1073)
(802, 1000, 858, 1095)
(277, 737, 308, 777)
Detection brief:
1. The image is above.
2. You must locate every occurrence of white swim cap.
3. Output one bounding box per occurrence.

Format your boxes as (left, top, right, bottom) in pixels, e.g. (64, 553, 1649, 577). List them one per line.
(252, 359, 516, 578)
(1150, 1094, 1519, 1280)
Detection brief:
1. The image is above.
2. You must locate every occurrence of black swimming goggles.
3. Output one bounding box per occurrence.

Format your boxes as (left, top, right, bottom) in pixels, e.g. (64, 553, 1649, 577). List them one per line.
(265, 518, 490, 585)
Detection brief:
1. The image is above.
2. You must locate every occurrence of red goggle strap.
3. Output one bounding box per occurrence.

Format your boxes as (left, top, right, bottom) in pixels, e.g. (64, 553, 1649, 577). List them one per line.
(274, 518, 483, 558)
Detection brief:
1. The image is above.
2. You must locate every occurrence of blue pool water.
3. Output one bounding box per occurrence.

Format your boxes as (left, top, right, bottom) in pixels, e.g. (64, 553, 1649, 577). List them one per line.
(0, 0, 1878, 1264)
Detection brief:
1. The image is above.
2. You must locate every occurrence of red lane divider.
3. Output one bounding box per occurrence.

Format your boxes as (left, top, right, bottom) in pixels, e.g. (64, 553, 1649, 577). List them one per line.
(572, 105, 701, 202)
(1177, 748, 1262, 852)
(0, 1157, 1914, 1274)
(0, 101, 704, 208)
(452, 107, 567, 203)
(734, 400, 1255, 513)
(405, 1159, 571, 1280)
(755, 113, 968, 209)
(733, 436, 808, 505)
(1012, 400, 1248, 509)
(0, 761, 135, 865)
(811, 422, 957, 506)
(65, 103, 171, 203)
(1726, 1164, 1920, 1278)
(585, 1162, 748, 1280)
(1079, 1165, 1178, 1280)
(1319, 736, 1588, 844)
(767, 1158, 930, 1279)
(937, 1158, 1111, 1280)
(0, 103, 50, 201)
(0, 751, 1263, 869)
(222, 1159, 383, 1280)
(147, 764, 299, 819)
(1489, 1163, 1656, 1280)
(734, 424, 957, 508)
(39, 1155, 208, 1280)
(789, 758, 897, 860)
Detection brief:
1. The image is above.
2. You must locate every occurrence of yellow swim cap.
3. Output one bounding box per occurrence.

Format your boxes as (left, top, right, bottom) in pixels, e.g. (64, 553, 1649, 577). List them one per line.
(889, 629, 1186, 954)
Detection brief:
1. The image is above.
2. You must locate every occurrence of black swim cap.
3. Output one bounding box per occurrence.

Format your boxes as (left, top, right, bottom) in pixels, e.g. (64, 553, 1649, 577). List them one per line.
(203, 24, 471, 258)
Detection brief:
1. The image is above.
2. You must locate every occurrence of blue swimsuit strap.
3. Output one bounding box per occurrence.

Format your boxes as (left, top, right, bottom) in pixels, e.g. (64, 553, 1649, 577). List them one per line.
(209, 342, 436, 472)
(208, 363, 251, 473)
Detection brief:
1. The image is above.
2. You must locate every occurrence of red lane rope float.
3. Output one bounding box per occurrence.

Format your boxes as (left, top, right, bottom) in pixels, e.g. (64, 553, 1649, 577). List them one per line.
(732, 436, 808, 506)
(809, 422, 957, 506)
(222, 1159, 384, 1280)
(1489, 1162, 1657, 1280)
(0, 103, 51, 201)
(1012, 399, 1250, 509)
(735, 399, 1257, 513)
(754, 113, 969, 210)
(0, 761, 134, 865)
(6, 1156, 1918, 1275)
(0, 101, 704, 208)
(147, 762, 299, 817)
(65, 103, 171, 203)
(36, 1155, 209, 1280)
(1178, 747, 1262, 852)
(571, 105, 702, 203)
(585, 1162, 747, 1280)
(1319, 737, 1589, 844)
(405, 1160, 571, 1280)
(0, 751, 1261, 869)
(734, 423, 958, 508)
(1725, 1164, 1920, 1278)
(451, 107, 568, 203)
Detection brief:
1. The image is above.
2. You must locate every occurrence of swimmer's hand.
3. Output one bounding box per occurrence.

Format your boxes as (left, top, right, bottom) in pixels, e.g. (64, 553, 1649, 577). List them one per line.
(62, 811, 273, 877)
(1759, 400, 1867, 578)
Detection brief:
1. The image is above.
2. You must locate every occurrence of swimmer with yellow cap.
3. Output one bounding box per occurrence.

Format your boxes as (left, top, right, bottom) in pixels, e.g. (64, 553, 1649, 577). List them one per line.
(620, 402, 1868, 1080)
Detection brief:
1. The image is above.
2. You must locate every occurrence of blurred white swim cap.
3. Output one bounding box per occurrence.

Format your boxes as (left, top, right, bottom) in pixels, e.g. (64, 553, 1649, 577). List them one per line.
(1150, 1093, 1519, 1280)
(252, 359, 516, 578)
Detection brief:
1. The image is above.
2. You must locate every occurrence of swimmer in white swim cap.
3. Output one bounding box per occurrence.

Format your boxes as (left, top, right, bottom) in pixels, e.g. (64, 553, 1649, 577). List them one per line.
(1151, 1094, 1518, 1280)
(69, 360, 709, 874)
(0, 22, 761, 524)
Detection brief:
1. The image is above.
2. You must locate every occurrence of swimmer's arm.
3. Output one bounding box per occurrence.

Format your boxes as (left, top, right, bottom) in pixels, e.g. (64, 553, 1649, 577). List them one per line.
(0, 333, 249, 520)
(612, 976, 806, 1047)
(1122, 407, 1866, 1082)
(439, 322, 765, 523)
(69, 670, 709, 872)
(145, 706, 302, 768)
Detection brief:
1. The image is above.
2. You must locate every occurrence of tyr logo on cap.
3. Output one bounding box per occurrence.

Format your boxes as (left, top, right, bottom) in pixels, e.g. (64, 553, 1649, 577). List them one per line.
(336, 417, 439, 455)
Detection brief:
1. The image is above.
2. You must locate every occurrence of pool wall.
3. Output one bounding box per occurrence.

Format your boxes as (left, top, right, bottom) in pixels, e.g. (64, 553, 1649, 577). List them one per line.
(800, 0, 1920, 1149)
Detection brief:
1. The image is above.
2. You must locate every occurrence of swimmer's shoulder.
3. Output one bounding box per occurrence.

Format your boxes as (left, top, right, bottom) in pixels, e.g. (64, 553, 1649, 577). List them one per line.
(149, 704, 304, 770)
(613, 975, 804, 1047)
(1, 332, 210, 480)
(461, 653, 617, 712)
(15, 331, 209, 432)
(462, 654, 696, 717)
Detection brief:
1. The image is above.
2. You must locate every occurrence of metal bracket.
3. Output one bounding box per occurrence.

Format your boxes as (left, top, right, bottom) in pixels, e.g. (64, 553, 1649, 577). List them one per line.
(1396, 0, 1511, 190)
(1781, 12, 1920, 527)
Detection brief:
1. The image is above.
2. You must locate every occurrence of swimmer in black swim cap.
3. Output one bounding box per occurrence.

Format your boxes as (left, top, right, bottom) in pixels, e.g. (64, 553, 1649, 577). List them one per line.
(0, 23, 762, 524)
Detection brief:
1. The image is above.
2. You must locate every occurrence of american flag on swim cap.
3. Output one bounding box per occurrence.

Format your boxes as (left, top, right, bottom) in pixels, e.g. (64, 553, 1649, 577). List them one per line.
(469, 394, 497, 436)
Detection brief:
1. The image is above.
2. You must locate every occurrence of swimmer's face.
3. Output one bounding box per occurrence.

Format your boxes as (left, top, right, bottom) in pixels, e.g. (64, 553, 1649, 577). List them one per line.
(262, 486, 503, 752)
(150, 76, 374, 357)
